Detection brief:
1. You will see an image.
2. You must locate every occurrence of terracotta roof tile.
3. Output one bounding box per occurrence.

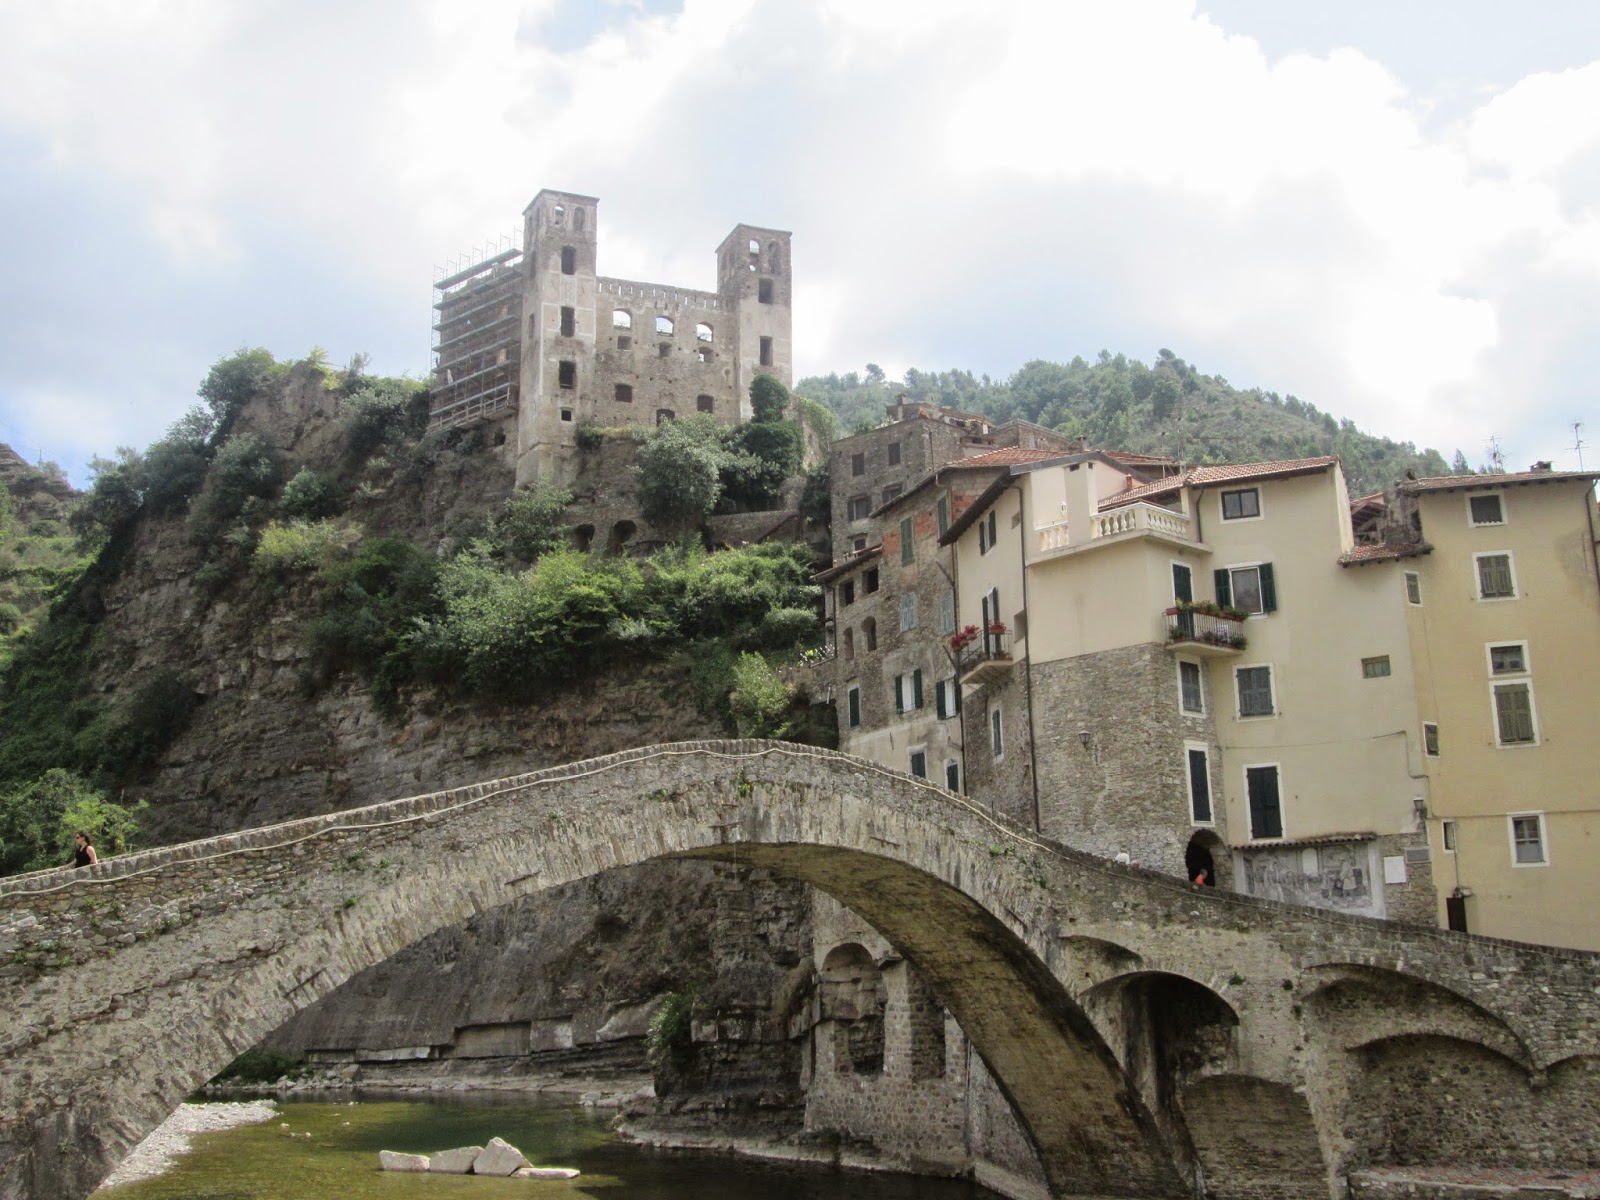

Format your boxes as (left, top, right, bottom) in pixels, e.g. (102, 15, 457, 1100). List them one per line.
(951, 446, 1061, 468)
(1101, 456, 1339, 509)
(1338, 542, 1432, 566)
(812, 543, 882, 583)
(1398, 469, 1599, 493)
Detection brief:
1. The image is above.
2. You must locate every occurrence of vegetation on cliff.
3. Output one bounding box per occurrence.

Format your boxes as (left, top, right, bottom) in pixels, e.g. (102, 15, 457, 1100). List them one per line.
(799, 350, 1466, 495)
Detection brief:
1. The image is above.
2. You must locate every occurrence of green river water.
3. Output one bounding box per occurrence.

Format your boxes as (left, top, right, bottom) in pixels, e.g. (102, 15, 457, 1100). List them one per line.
(102, 1095, 999, 1200)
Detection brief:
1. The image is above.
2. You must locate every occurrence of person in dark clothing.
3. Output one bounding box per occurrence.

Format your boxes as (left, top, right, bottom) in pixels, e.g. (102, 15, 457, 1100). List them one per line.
(71, 831, 97, 868)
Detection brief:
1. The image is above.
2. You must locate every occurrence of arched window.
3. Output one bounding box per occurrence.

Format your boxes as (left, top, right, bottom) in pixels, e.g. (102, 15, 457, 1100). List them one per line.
(574, 207, 585, 231)
(655, 315, 674, 336)
(612, 309, 632, 330)
(560, 246, 576, 275)
(748, 238, 760, 258)
(820, 943, 885, 1076)
(552, 204, 565, 226)
(695, 322, 713, 342)
(656, 408, 675, 424)
(862, 617, 877, 651)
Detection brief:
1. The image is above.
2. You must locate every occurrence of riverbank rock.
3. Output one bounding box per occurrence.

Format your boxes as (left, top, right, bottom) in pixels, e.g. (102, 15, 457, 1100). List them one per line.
(379, 1150, 430, 1171)
(473, 1137, 531, 1176)
(513, 1166, 582, 1180)
(429, 1146, 482, 1173)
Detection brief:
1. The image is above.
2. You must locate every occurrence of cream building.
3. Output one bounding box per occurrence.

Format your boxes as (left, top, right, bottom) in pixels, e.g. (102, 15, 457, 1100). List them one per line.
(1386, 469, 1600, 950)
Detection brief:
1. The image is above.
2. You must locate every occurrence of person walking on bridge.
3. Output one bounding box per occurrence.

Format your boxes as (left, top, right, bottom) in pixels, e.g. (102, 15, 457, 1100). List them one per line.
(70, 830, 97, 868)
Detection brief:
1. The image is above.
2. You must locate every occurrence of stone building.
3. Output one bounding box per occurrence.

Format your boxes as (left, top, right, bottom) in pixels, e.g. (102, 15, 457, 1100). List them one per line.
(429, 188, 793, 488)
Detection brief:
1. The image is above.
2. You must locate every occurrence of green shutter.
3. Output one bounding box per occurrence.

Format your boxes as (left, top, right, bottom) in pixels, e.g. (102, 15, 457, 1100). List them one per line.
(901, 517, 914, 563)
(848, 688, 860, 728)
(1213, 569, 1232, 608)
(1247, 766, 1283, 838)
(1259, 562, 1277, 612)
(1187, 749, 1212, 822)
(913, 669, 924, 710)
(936, 681, 947, 719)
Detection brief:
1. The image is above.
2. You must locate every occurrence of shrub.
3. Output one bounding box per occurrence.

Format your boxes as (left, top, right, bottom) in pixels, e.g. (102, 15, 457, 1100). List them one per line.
(343, 380, 430, 463)
(199, 348, 278, 439)
(646, 989, 697, 1074)
(484, 483, 572, 564)
(753, 605, 819, 652)
(0, 769, 145, 876)
(635, 416, 729, 532)
(728, 653, 791, 739)
(189, 433, 279, 548)
(750, 374, 789, 423)
(575, 422, 606, 451)
(254, 520, 360, 575)
(0, 602, 21, 637)
(278, 467, 340, 520)
(305, 535, 441, 706)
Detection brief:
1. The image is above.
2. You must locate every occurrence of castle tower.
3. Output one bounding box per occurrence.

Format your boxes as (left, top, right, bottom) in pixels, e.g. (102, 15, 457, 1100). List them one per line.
(716, 225, 793, 418)
(518, 189, 600, 484)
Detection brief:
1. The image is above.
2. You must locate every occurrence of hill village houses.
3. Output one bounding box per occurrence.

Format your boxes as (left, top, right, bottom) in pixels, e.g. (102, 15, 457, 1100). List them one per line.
(816, 400, 1600, 953)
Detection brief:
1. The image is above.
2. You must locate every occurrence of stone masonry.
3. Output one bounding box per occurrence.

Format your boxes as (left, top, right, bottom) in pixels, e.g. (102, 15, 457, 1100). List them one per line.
(3, 741, 1600, 1200)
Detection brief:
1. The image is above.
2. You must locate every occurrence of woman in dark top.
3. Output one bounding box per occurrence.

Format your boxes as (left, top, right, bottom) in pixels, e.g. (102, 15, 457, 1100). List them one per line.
(71, 830, 97, 867)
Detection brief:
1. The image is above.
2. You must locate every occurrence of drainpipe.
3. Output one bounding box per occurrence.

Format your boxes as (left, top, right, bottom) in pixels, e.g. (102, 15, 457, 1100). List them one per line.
(1013, 480, 1042, 833)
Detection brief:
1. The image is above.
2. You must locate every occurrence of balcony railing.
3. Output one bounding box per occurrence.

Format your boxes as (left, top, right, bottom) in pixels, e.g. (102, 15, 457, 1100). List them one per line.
(957, 629, 1012, 687)
(1036, 503, 1195, 556)
(1164, 606, 1247, 656)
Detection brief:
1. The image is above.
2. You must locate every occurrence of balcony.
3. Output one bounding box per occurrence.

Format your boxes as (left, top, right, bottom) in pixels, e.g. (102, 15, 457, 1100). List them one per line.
(1164, 605, 1247, 657)
(955, 627, 1013, 688)
(1036, 503, 1196, 557)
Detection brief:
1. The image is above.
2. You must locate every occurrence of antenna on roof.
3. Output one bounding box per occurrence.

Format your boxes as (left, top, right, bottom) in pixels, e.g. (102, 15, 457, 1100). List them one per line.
(1486, 434, 1506, 475)
(1572, 421, 1587, 471)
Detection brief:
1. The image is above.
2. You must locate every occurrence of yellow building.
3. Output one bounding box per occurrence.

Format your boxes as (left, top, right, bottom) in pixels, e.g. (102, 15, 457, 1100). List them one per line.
(1392, 470, 1600, 950)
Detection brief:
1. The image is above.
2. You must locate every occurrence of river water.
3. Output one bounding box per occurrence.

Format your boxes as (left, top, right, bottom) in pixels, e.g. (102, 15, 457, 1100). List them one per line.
(100, 1094, 1000, 1200)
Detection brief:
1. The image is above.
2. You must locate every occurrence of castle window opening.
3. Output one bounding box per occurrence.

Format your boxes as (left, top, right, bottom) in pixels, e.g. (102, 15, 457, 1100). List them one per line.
(697, 394, 715, 413)
(697, 346, 713, 363)
(618, 336, 632, 350)
(656, 315, 675, 336)
(608, 520, 636, 553)
(658, 343, 671, 358)
(843, 628, 855, 660)
(748, 238, 760, 257)
(887, 442, 901, 466)
(560, 246, 577, 275)
(558, 360, 576, 389)
(613, 309, 632, 330)
(768, 241, 781, 271)
(656, 408, 675, 424)
(862, 617, 877, 651)
(573, 523, 595, 552)
(758, 278, 774, 304)
(560, 306, 575, 337)
(615, 383, 633, 404)
(760, 336, 773, 366)
(574, 206, 585, 231)
(852, 535, 868, 552)
(560, 408, 573, 422)
(852, 453, 866, 477)
(864, 568, 879, 594)
(553, 204, 565, 226)
(696, 322, 713, 342)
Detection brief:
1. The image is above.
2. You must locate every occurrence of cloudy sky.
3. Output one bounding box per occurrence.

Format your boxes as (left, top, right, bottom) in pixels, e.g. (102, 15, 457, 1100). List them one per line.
(2, 0, 1597, 485)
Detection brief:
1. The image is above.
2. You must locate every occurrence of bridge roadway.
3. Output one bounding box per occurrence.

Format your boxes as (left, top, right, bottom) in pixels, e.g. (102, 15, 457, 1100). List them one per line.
(1, 741, 1598, 1200)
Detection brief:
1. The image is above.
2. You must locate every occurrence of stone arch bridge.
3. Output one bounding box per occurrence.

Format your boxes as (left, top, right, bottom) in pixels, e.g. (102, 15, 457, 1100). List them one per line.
(2, 741, 1598, 1200)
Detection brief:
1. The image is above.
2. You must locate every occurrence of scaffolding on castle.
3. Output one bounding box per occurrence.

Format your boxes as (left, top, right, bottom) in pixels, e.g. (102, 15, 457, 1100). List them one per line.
(430, 231, 523, 432)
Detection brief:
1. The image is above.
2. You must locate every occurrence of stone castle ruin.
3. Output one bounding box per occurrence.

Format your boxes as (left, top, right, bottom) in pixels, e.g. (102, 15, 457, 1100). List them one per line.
(429, 188, 793, 489)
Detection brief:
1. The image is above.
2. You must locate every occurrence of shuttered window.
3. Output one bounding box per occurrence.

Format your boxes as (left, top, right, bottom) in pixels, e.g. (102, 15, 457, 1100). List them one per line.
(1246, 765, 1283, 839)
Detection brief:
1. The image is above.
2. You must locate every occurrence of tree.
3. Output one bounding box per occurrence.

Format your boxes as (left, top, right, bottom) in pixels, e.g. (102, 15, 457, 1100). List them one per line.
(750, 374, 790, 423)
(636, 416, 729, 532)
(198, 348, 277, 440)
(0, 769, 143, 876)
(484, 482, 573, 563)
(1451, 450, 1473, 476)
(727, 652, 791, 738)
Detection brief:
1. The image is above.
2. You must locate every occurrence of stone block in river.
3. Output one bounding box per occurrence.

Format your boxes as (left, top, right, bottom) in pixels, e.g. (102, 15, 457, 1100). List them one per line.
(430, 1146, 482, 1173)
(473, 1137, 531, 1176)
(378, 1150, 430, 1171)
(513, 1166, 581, 1179)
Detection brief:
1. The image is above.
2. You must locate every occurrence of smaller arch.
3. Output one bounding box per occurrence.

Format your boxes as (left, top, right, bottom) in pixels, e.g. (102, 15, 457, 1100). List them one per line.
(572, 524, 595, 552)
(552, 204, 565, 226)
(747, 238, 760, 257)
(655, 315, 674, 336)
(560, 246, 576, 275)
(573, 206, 586, 231)
(607, 520, 636, 553)
(612, 309, 632, 330)
(655, 408, 675, 425)
(1185, 830, 1228, 889)
(861, 616, 877, 652)
(695, 322, 713, 342)
(820, 943, 885, 1076)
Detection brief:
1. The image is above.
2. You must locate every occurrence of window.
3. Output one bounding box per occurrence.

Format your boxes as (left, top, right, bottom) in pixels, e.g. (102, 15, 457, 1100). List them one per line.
(909, 749, 927, 779)
(656, 408, 675, 424)
(615, 383, 633, 404)
(1220, 487, 1261, 521)
(1469, 493, 1505, 526)
(847, 686, 861, 729)
(560, 306, 575, 337)
(1423, 722, 1439, 756)
(559, 408, 573, 422)
(894, 670, 923, 713)
(843, 628, 855, 661)
(840, 580, 855, 606)
(881, 483, 903, 505)
(560, 246, 576, 274)
(864, 568, 879, 594)
(658, 342, 671, 358)
(851, 452, 865, 477)
(552, 204, 565, 226)
(899, 592, 917, 631)
(852, 536, 868, 552)
(1246, 764, 1283, 839)
(945, 761, 960, 792)
(935, 676, 960, 719)
(697, 345, 713, 363)
(1509, 813, 1547, 865)
(990, 706, 1004, 758)
(1493, 682, 1537, 745)
(618, 336, 632, 350)
(1178, 661, 1203, 714)
(613, 309, 632, 330)
(939, 592, 956, 635)
(848, 495, 870, 521)
(1215, 563, 1277, 614)
(1475, 552, 1515, 600)
(862, 617, 877, 651)
(758, 277, 774, 304)
(987, 510, 998, 551)
(937, 494, 949, 535)
(1404, 571, 1422, 605)
(1235, 665, 1275, 717)
(1361, 656, 1391, 679)
(574, 206, 585, 231)
(696, 394, 715, 413)
(1488, 642, 1527, 675)
(979, 509, 998, 554)
(696, 322, 713, 342)
(655, 315, 674, 336)
(1441, 819, 1456, 851)
(887, 442, 901, 466)
(558, 360, 576, 389)
(760, 336, 773, 366)
(900, 517, 914, 563)
(1186, 746, 1213, 823)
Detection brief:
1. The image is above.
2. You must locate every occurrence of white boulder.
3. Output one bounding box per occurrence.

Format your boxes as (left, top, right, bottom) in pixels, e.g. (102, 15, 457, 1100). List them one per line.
(472, 1136, 531, 1177)
(514, 1166, 582, 1180)
(429, 1145, 483, 1174)
(378, 1150, 430, 1172)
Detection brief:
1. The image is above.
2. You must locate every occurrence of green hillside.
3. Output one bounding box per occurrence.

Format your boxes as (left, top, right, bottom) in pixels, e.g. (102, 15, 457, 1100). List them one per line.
(798, 350, 1459, 497)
